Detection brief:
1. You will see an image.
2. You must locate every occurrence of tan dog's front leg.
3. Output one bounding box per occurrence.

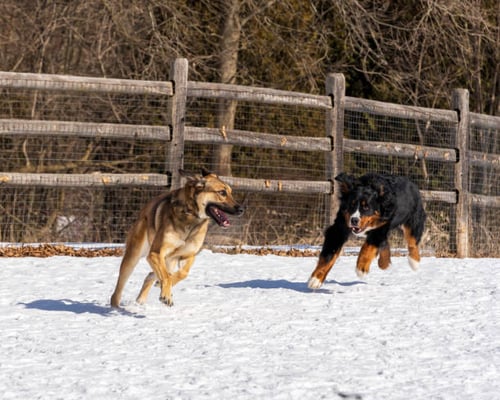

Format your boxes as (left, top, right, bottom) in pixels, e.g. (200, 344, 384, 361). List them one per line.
(147, 250, 174, 307)
(159, 278, 174, 306)
(136, 272, 156, 305)
(171, 255, 195, 286)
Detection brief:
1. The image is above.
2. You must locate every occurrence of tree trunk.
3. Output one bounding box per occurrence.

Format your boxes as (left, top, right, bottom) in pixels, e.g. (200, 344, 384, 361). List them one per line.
(212, 0, 241, 176)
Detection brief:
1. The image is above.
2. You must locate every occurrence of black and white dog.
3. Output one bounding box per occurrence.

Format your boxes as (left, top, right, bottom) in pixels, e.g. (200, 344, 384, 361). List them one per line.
(308, 173, 426, 289)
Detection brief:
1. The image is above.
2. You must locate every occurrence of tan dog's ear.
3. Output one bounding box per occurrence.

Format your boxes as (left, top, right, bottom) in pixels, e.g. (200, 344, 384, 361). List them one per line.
(194, 177, 206, 192)
(179, 169, 193, 178)
(179, 169, 205, 191)
(201, 167, 214, 177)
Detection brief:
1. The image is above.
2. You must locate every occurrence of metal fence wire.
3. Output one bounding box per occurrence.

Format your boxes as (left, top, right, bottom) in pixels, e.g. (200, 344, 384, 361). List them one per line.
(184, 98, 329, 247)
(0, 87, 169, 243)
(342, 109, 459, 254)
(0, 69, 498, 257)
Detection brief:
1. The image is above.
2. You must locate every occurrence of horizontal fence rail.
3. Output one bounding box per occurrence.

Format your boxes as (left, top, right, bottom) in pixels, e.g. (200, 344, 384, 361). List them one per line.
(344, 96, 459, 123)
(184, 126, 331, 152)
(0, 119, 171, 141)
(343, 138, 457, 162)
(187, 81, 332, 109)
(0, 71, 173, 95)
(0, 172, 168, 187)
(0, 58, 499, 256)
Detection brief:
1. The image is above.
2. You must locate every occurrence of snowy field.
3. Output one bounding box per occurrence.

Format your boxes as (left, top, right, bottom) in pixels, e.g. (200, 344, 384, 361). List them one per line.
(0, 250, 499, 400)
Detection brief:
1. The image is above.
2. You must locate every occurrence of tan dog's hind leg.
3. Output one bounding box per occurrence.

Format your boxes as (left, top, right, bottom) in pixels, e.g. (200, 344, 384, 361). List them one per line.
(110, 224, 148, 308)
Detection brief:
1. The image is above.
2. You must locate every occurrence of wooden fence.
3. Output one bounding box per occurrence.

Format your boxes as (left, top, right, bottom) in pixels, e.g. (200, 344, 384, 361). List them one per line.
(0, 58, 499, 256)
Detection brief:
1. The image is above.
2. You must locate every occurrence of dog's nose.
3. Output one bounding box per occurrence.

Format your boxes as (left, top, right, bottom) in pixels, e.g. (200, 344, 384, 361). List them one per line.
(350, 216, 360, 226)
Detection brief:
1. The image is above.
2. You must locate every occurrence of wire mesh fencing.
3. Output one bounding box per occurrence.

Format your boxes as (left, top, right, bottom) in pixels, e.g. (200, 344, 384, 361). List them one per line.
(343, 109, 459, 255)
(184, 98, 330, 247)
(0, 86, 170, 243)
(0, 67, 498, 256)
(468, 120, 499, 256)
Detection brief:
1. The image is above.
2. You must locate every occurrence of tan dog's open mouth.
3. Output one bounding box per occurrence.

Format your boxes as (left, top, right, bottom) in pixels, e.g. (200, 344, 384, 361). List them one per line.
(207, 205, 230, 228)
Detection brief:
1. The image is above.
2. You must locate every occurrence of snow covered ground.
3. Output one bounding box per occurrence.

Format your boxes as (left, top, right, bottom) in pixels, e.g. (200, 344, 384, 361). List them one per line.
(0, 251, 499, 400)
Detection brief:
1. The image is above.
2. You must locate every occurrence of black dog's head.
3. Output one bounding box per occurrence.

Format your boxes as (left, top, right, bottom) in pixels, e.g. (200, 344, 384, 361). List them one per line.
(335, 173, 393, 237)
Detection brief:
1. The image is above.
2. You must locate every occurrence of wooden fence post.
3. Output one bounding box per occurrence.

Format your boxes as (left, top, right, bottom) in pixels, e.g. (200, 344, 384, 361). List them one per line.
(167, 58, 189, 189)
(325, 73, 345, 225)
(451, 89, 471, 257)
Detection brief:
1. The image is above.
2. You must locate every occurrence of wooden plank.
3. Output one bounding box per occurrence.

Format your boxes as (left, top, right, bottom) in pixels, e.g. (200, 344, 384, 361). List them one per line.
(187, 81, 331, 109)
(0, 119, 170, 140)
(220, 176, 332, 194)
(167, 58, 189, 189)
(0, 71, 173, 95)
(470, 193, 500, 208)
(184, 126, 331, 152)
(325, 73, 345, 225)
(345, 96, 458, 123)
(420, 190, 457, 204)
(0, 172, 169, 187)
(469, 150, 500, 167)
(470, 112, 500, 130)
(344, 138, 457, 162)
(452, 89, 471, 257)
(0, 172, 454, 203)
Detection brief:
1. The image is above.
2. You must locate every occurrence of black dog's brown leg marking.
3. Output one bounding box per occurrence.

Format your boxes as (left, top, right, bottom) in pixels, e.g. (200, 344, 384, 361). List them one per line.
(378, 243, 391, 270)
(356, 242, 378, 278)
(403, 224, 421, 270)
(308, 215, 350, 289)
(308, 251, 342, 289)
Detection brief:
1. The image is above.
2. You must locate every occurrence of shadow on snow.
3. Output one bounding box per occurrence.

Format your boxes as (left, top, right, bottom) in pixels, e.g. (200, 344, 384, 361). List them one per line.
(19, 299, 145, 318)
(218, 279, 366, 293)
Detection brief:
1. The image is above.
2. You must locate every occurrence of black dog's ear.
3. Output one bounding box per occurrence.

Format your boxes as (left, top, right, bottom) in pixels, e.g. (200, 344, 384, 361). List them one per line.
(366, 174, 388, 198)
(335, 173, 357, 194)
(372, 181, 395, 220)
(371, 182, 385, 197)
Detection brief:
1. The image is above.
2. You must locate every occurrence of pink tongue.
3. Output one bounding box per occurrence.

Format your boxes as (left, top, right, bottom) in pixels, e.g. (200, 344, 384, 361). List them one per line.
(210, 205, 229, 227)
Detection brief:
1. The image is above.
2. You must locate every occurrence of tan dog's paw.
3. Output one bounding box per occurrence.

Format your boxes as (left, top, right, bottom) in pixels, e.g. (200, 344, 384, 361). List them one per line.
(159, 295, 174, 307)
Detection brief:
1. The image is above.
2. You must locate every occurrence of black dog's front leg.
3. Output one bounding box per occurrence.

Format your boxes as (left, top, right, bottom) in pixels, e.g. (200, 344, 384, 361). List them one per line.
(308, 214, 350, 289)
(356, 227, 390, 278)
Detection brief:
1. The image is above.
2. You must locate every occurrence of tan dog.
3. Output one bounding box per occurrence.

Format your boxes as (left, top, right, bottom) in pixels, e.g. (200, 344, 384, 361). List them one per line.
(110, 169, 243, 307)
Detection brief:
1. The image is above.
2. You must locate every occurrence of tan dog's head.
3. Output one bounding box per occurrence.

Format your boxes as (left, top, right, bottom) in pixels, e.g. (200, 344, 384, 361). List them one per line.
(180, 168, 244, 228)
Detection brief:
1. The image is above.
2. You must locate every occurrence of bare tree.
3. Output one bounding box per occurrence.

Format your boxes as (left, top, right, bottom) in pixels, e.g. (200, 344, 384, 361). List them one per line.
(333, 0, 499, 114)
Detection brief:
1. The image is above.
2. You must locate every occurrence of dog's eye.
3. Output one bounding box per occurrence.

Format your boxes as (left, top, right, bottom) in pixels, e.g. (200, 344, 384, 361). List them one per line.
(218, 190, 227, 197)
